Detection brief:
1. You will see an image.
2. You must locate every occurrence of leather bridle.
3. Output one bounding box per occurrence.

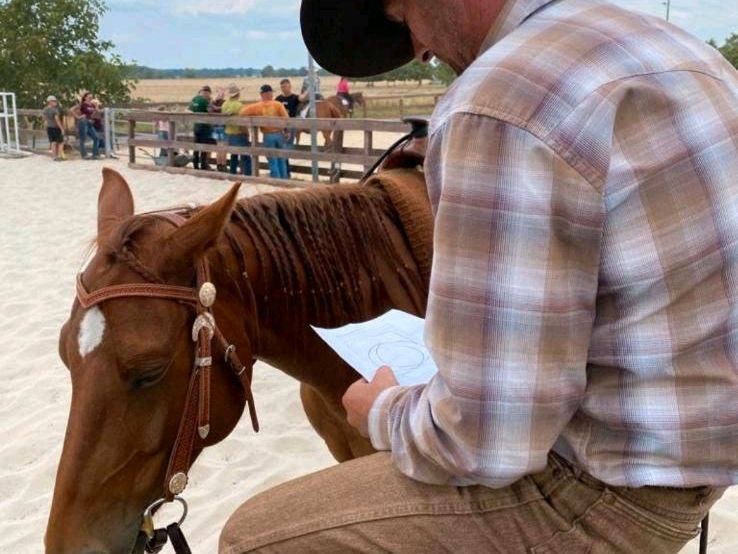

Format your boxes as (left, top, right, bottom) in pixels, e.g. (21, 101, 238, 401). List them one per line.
(75, 212, 259, 552)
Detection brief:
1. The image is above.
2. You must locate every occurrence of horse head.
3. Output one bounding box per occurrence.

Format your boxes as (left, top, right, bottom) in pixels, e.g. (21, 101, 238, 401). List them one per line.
(352, 92, 365, 106)
(46, 169, 250, 553)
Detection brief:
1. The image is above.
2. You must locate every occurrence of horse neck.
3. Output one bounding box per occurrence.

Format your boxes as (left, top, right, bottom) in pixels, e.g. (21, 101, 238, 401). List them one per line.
(218, 187, 427, 391)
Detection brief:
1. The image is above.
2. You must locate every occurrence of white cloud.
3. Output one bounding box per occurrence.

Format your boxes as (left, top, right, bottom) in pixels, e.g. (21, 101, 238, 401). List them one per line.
(617, 0, 738, 42)
(174, 0, 299, 16)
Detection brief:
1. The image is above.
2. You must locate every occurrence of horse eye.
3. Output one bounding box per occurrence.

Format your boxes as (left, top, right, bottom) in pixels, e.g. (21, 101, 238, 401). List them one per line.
(131, 369, 166, 390)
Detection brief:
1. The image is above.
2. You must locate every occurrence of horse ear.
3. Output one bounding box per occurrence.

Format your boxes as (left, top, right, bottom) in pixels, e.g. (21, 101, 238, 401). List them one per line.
(98, 168, 134, 242)
(166, 183, 241, 262)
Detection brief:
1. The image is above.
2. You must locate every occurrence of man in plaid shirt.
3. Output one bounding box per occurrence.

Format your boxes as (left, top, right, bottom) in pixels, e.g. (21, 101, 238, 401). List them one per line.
(220, 1, 738, 552)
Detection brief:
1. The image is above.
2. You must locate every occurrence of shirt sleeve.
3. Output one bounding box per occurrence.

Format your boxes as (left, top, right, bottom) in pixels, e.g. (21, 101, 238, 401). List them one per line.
(239, 103, 261, 117)
(368, 112, 604, 487)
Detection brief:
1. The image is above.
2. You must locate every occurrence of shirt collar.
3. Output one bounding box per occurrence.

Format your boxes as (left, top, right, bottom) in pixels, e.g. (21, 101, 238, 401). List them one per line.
(478, 0, 558, 55)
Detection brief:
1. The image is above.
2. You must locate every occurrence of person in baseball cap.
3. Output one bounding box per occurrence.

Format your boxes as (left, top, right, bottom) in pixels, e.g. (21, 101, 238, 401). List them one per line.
(300, 0, 415, 77)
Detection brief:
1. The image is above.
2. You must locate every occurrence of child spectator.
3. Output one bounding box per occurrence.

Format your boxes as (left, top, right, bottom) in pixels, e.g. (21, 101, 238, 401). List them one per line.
(42, 96, 65, 161)
(221, 84, 252, 176)
(240, 84, 289, 179)
(155, 105, 170, 159)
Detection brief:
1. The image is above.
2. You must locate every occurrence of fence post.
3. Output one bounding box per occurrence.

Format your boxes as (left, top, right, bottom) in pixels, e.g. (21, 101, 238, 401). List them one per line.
(168, 120, 176, 167)
(329, 127, 343, 183)
(128, 118, 136, 164)
(363, 130, 373, 173)
(399, 98, 405, 119)
(250, 125, 259, 176)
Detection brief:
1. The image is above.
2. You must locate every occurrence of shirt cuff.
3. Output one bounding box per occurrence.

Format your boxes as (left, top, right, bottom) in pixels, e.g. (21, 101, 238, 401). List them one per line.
(367, 385, 404, 451)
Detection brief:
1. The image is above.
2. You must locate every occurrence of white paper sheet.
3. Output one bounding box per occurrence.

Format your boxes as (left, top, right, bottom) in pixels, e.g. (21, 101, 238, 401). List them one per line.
(312, 309, 438, 386)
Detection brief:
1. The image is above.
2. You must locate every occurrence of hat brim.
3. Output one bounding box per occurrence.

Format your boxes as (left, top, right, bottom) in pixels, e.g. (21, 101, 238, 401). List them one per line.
(300, 0, 415, 78)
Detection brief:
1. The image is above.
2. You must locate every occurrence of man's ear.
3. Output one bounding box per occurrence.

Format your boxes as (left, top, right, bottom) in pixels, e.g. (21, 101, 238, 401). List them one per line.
(98, 168, 134, 243)
(165, 183, 241, 263)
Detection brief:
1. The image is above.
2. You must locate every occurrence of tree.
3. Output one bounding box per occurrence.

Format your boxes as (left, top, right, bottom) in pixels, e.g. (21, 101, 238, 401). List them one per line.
(432, 61, 457, 86)
(353, 59, 457, 86)
(0, 0, 135, 108)
(709, 34, 738, 69)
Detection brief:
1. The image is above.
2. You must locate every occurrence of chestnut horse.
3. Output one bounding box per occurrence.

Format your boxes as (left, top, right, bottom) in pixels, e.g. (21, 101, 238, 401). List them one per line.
(295, 94, 365, 148)
(46, 168, 429, 553)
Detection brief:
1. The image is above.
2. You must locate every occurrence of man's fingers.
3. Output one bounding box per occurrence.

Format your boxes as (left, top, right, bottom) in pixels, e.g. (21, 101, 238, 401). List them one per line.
(374, 366, 400, 387)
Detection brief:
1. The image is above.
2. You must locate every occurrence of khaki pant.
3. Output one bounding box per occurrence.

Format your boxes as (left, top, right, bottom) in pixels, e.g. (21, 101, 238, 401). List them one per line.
(219, 452, 724, 554)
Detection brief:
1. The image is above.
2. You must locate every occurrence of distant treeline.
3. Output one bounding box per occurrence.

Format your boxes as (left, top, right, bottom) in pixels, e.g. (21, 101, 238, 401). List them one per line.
(129, 65, 332, 79)
(129, 60, 458, 86)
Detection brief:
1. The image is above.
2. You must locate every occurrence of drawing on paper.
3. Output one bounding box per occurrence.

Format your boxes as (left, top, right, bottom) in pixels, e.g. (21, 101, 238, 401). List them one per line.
(312, 310, 439, 386)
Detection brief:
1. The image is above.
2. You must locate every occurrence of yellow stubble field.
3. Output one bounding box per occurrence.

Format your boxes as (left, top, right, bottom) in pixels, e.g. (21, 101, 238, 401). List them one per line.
(133, 76, 446, 104)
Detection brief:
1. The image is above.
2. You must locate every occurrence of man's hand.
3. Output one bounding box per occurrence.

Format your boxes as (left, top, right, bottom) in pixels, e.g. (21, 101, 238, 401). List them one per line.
(342, 366, 399, 437)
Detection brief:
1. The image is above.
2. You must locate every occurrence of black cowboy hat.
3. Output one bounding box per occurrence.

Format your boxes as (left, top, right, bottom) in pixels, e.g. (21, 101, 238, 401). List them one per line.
(300, 0, 414, 78)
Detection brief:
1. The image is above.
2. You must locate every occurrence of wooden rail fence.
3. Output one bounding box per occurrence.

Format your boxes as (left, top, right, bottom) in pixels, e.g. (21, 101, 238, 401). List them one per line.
(16, 108, 416, 188)
(125, 110, 414, 187)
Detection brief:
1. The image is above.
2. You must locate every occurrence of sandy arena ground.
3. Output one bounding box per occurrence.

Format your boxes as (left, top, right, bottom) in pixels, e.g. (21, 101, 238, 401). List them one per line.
(0, 155, 736, 553)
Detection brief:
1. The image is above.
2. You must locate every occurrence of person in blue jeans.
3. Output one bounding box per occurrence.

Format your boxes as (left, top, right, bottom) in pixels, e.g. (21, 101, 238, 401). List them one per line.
(221, 84, 253, 176)
(263, 131, 288, 178)
(76, 92, 100, 159)
(240, 84, 290, 179)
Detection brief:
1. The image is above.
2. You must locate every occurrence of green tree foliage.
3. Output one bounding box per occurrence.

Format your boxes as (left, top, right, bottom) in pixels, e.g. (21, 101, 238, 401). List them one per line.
(708, 34, 738, 69)
(354, 59, 457, 86)
(0, 0, 135, 108)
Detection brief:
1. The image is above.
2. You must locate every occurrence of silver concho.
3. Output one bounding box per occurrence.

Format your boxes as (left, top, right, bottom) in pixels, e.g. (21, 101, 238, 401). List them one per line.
(191, 312, 215, 342)
(198, 424, 210, 439)
(168, 472, 188, 495)
(198, 282, 217, 307)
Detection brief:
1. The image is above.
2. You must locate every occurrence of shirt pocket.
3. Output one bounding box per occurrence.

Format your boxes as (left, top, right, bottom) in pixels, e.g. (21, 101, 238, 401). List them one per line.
(530, 489, 699, 554)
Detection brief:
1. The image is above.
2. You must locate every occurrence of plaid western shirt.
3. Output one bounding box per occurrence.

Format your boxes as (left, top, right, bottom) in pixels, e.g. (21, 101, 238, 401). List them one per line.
(368, 0, 738, 488)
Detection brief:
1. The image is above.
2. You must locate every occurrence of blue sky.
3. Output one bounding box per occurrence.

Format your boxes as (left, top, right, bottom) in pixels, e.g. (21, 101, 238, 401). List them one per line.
(101, 1, 738, 69)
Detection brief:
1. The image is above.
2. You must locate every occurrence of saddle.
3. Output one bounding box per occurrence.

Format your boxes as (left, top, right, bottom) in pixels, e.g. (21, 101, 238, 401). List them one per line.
(361, 117, 432, 287)
(365, 168, 433, 289)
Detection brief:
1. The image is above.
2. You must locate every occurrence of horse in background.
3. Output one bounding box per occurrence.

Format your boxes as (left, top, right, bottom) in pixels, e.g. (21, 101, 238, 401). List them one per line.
(328, 92, 365, 118)
(46, 167, 431, 553)
(295, 93, 366, 149)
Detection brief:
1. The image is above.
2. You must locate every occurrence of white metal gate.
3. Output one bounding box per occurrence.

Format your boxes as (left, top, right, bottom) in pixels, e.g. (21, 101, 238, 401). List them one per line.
(0, 92, 21, 155)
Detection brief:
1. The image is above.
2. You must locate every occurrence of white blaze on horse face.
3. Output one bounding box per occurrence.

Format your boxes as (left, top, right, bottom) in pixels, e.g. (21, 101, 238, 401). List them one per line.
(78, 306, 106, 357)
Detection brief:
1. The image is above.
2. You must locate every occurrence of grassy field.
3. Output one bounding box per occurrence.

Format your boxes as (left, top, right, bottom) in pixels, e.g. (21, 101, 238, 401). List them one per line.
(133, 76, 446, 118)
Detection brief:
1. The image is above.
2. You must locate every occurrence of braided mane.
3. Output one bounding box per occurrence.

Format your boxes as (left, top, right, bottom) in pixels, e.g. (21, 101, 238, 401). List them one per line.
(103, 184, 420, 326)
(224, 183, 420, 326)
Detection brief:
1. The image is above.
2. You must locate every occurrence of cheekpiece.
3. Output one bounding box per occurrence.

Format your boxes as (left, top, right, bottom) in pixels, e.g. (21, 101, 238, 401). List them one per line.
(192, 312, 215, 342)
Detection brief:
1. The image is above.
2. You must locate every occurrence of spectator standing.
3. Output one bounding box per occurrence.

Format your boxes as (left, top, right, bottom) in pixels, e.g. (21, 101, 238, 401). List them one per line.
(240, 84, 289, 179)
(91, 98, 105, 153)
(154, 105, 170, 159)
(189, 85, 215, 170)
(277, 79, 301, 118)
(78, 91, 100, 159)
(211, 87, 228, 172)
(221, 83, 252, 176)
(276, 78, 301, 176)
(42, 96, 65, 161)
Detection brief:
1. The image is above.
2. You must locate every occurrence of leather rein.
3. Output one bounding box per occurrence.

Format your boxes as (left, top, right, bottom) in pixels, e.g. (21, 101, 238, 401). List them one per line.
(75, 212, 259, 553)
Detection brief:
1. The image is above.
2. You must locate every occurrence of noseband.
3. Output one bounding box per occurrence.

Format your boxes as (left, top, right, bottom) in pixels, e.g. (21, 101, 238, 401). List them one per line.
(75, 212, 259, 552)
